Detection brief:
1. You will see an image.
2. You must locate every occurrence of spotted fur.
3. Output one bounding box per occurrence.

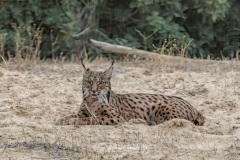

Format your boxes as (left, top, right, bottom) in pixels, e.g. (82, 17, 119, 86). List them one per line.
(56, 61, 205, 126)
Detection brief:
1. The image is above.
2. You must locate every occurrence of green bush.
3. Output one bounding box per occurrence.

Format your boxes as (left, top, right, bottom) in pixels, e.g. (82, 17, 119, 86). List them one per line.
(0, 0, 239, 61)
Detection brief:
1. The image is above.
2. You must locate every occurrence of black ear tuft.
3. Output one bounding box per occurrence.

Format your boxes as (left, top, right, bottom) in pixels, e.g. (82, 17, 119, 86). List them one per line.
(111, 60, 115, 66)
(80, 59, 86, 70)
(104, 60, 114, 78)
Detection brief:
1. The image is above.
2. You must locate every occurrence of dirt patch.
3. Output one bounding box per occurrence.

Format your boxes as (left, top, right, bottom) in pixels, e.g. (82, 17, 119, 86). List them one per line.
(0, 61, 239, 159)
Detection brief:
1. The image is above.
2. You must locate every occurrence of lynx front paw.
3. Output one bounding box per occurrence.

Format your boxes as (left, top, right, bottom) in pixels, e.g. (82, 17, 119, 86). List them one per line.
(55, 117, 69, 125)
(69, 118, 78, 125)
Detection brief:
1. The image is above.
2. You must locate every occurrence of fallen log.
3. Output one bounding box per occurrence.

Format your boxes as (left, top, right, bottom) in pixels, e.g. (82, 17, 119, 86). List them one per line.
(90, 39, 240, 71)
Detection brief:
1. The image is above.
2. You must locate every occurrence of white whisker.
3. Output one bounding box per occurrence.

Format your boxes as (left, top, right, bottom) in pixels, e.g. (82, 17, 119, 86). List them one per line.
(98, 93, 109, 105)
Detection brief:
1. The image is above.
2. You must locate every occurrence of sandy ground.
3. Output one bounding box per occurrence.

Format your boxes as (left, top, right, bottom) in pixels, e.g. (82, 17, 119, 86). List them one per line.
(0, 60, 240, 160)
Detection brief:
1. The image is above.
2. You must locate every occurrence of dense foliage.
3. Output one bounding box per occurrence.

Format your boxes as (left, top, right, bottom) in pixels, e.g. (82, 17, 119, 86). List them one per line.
(0, 0, 239, 60)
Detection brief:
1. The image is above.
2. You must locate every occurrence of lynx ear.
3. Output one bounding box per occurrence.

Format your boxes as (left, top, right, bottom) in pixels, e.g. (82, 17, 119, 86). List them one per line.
(104, 60, 114, 78)
(80, 59, 90, 73)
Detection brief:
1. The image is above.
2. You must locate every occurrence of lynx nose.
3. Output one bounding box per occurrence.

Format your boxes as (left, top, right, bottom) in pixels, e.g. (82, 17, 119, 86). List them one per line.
(91, 90, 98, 96)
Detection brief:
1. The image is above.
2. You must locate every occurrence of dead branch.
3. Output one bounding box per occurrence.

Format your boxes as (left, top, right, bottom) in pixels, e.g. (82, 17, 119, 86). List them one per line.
(89, 39, 240, 71)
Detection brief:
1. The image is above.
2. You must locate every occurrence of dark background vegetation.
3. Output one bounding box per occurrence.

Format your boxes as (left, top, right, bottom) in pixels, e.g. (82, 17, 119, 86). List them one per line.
(0, 0, 240, 61)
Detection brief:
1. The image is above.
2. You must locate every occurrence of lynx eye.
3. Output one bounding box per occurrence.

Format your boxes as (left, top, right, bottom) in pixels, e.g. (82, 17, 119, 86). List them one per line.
(84, 81, 92, 85)
(99, 81, 107, 85)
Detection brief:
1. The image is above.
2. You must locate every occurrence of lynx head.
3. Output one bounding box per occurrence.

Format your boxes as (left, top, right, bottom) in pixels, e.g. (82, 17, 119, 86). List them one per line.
(81, 60, 114, 104)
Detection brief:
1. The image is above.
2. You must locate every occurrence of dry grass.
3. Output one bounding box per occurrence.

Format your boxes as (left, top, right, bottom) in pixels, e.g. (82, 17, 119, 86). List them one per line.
(0, 59, 240, 159)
